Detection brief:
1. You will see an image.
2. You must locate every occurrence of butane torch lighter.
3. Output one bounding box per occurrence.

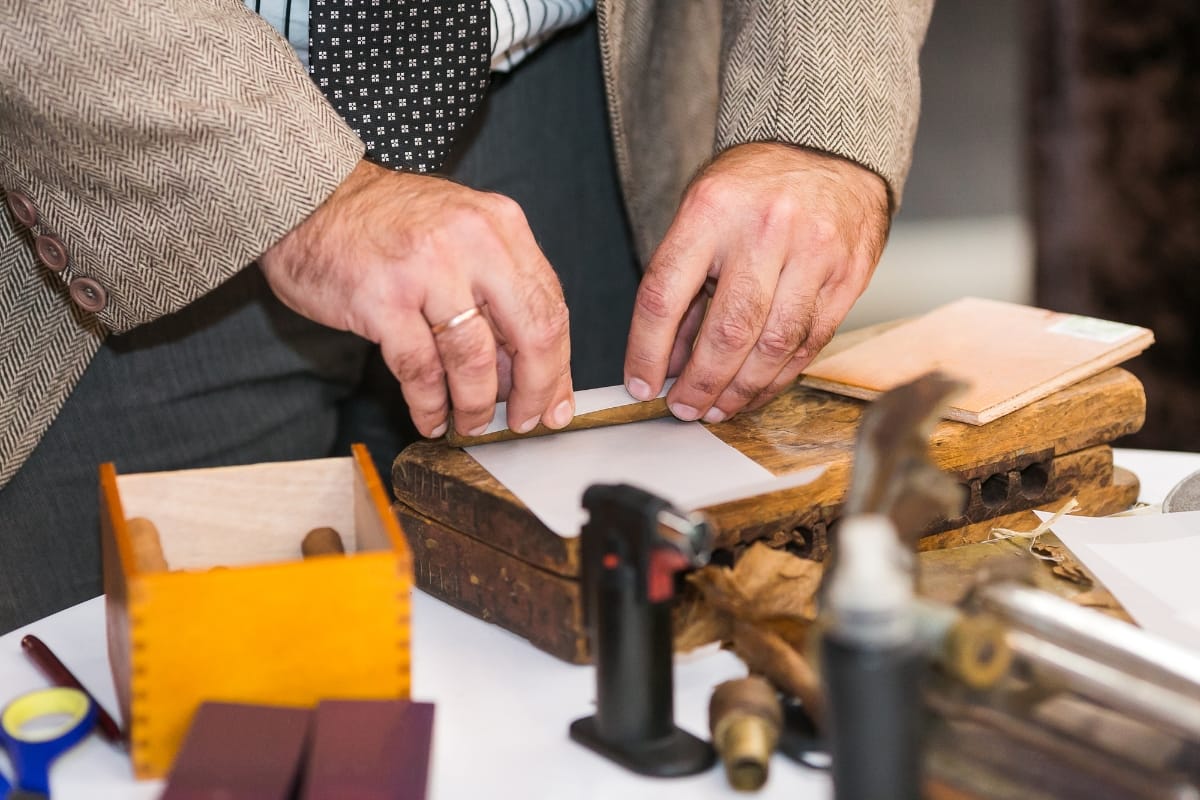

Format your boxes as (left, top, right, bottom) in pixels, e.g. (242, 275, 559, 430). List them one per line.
(569, 483, 716, 777)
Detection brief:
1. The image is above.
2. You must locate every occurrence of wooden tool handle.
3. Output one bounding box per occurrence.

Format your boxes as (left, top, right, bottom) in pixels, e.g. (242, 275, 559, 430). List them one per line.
(446, 397, 672, 447)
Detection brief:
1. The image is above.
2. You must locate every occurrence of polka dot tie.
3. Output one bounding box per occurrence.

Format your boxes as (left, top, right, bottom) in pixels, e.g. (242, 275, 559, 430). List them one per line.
(309, 1, 491, 173)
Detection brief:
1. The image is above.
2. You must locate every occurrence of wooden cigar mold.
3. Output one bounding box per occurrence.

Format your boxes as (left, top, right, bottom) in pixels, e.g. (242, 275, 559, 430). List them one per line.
(391, 324, 1146, 664)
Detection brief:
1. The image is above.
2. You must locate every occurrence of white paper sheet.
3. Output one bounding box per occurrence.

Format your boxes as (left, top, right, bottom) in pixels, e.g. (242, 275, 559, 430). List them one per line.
(1039, 509, 1200, 650)
(467, 416, 823, 537)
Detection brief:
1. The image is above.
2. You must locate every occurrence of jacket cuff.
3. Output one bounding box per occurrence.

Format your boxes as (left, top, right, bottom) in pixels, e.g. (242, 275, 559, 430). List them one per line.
(715, 0, 933, 211)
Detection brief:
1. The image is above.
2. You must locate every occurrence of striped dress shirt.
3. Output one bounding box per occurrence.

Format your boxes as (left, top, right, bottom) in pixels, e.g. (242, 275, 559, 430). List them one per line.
(247, 0, 593, 71)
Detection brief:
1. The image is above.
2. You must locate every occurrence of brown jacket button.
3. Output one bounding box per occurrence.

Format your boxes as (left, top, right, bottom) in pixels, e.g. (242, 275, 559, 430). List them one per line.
(69, 277, 107, 313)
(5, 191, 38, 227)
(34, 234, 69, 272)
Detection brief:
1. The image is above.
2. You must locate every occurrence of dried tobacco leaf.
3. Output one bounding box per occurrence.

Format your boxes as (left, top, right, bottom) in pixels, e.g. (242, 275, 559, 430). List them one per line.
(752, 615, 813, 652)
(1051, 562, 1093, 587)
(675, 542, 823, 651)
(689, 561, 750, 616)
(1070, 588, 1132, 622)
(730, 619, 823, 723)
(1031, 542, 1094, 588)
(674, 592, 729, 652)
(731, 543, 823, 620)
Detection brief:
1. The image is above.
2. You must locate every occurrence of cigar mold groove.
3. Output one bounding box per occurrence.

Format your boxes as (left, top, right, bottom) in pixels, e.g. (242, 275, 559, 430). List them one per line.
(1019, 462, 1050, 498)
(980, 473, 1009, 508)
(952, 452, 1056, 523)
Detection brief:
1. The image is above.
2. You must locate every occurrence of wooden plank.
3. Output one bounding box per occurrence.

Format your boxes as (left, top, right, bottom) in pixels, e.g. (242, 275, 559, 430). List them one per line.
(800, 297, 1153, 425)
(117, 458, 355, 568)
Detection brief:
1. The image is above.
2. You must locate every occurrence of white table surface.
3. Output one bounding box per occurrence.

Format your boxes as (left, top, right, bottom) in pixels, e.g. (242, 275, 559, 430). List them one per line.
(2, 448, 1198, 799)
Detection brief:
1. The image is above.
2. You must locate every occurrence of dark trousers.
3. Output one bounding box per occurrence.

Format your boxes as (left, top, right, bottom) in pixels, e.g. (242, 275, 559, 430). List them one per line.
(0, 19, 641, 633)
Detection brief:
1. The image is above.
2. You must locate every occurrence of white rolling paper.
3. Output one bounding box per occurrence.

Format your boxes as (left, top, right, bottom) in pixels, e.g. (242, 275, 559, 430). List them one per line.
(467, 415, 823, 537)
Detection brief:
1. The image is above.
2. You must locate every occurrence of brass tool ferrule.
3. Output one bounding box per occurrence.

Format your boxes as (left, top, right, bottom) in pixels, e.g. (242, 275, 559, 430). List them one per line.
(709, 677, 783, 791)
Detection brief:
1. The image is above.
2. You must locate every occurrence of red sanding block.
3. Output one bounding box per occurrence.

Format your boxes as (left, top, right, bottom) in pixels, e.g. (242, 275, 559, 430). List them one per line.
(161, 702, 312, 800)
(301, 699, 435, 800)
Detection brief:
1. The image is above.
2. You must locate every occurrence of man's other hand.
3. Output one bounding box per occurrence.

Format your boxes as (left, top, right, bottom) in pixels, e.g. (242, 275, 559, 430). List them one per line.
(623, 142, 889, 422)
(259, 160, 574, 439)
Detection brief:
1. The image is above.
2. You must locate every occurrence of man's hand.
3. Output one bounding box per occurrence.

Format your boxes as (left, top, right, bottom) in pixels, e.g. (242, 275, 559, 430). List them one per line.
(260, 160, 574, 439)
(623, 142, 890, 422)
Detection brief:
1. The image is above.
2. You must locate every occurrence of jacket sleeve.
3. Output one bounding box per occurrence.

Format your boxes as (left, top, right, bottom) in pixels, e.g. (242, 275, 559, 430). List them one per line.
(0, 0, 365, 333)
(717, 0, 934, 209)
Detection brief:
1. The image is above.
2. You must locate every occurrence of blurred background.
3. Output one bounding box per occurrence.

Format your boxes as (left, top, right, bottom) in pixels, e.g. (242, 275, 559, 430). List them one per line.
(847, 0, 1200, 450)
(848, 1, 1029, 330)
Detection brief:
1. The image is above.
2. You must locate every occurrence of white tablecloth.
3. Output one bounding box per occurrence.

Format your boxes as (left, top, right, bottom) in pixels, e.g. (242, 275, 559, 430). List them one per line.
(2, 448, 1197, 799)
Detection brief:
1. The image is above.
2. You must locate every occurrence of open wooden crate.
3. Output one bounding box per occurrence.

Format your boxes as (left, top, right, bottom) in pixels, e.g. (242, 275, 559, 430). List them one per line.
(100, 444, 412, 779)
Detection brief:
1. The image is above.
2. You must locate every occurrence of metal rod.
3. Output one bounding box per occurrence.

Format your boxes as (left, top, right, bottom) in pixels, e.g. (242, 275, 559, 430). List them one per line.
(1007, 629, 1200, 742)
(978, 582, 1200, 700)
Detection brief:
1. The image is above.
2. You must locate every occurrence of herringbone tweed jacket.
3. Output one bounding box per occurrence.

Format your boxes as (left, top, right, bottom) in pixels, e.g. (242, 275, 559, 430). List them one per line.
(0, 0, 932, 489)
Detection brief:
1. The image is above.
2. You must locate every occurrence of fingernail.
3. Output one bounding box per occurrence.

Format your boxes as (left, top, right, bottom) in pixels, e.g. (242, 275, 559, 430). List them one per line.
(550, 399, 574, 428)
(627, 378, 652, 401)
(515, 416, 540, 434)
(468, 423, 489, 437)
(431, 422, 448, 438)
(702, 407, 726, 424)
(670, 403, 700, 421)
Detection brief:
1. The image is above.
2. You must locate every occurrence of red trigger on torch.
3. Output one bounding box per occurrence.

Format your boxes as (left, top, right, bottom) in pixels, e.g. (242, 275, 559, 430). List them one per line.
(647, 548, 692, 603)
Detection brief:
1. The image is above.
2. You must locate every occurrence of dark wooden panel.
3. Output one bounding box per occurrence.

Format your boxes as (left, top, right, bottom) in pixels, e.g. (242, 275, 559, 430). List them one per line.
(394, 460, 1139, 664)
(398, 507, 588, 663)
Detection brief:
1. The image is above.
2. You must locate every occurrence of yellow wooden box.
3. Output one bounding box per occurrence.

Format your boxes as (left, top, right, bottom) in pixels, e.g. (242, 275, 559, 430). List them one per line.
(99, 444, 412, 779)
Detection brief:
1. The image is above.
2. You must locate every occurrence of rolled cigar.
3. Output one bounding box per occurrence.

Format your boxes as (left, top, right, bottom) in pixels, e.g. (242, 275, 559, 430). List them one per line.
(301, 527, 346, 558)
(127, 516, 169, 572)
(446, 397, 670, 447)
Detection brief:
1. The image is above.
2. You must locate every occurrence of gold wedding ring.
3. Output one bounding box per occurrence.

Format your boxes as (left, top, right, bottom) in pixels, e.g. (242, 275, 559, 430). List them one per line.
(430, 305, 484, 335)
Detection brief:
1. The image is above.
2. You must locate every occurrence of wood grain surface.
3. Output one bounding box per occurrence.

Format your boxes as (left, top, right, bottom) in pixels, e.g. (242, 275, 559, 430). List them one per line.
(394, 469, 1139, 664)
(800, 298, 1153, 424)
(393, 368, 1145, 577)
(391, 354, 1146, 661)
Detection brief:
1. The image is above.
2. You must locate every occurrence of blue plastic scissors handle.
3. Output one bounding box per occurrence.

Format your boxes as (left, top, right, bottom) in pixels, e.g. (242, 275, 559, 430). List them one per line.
(0, 687, 97, 797)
